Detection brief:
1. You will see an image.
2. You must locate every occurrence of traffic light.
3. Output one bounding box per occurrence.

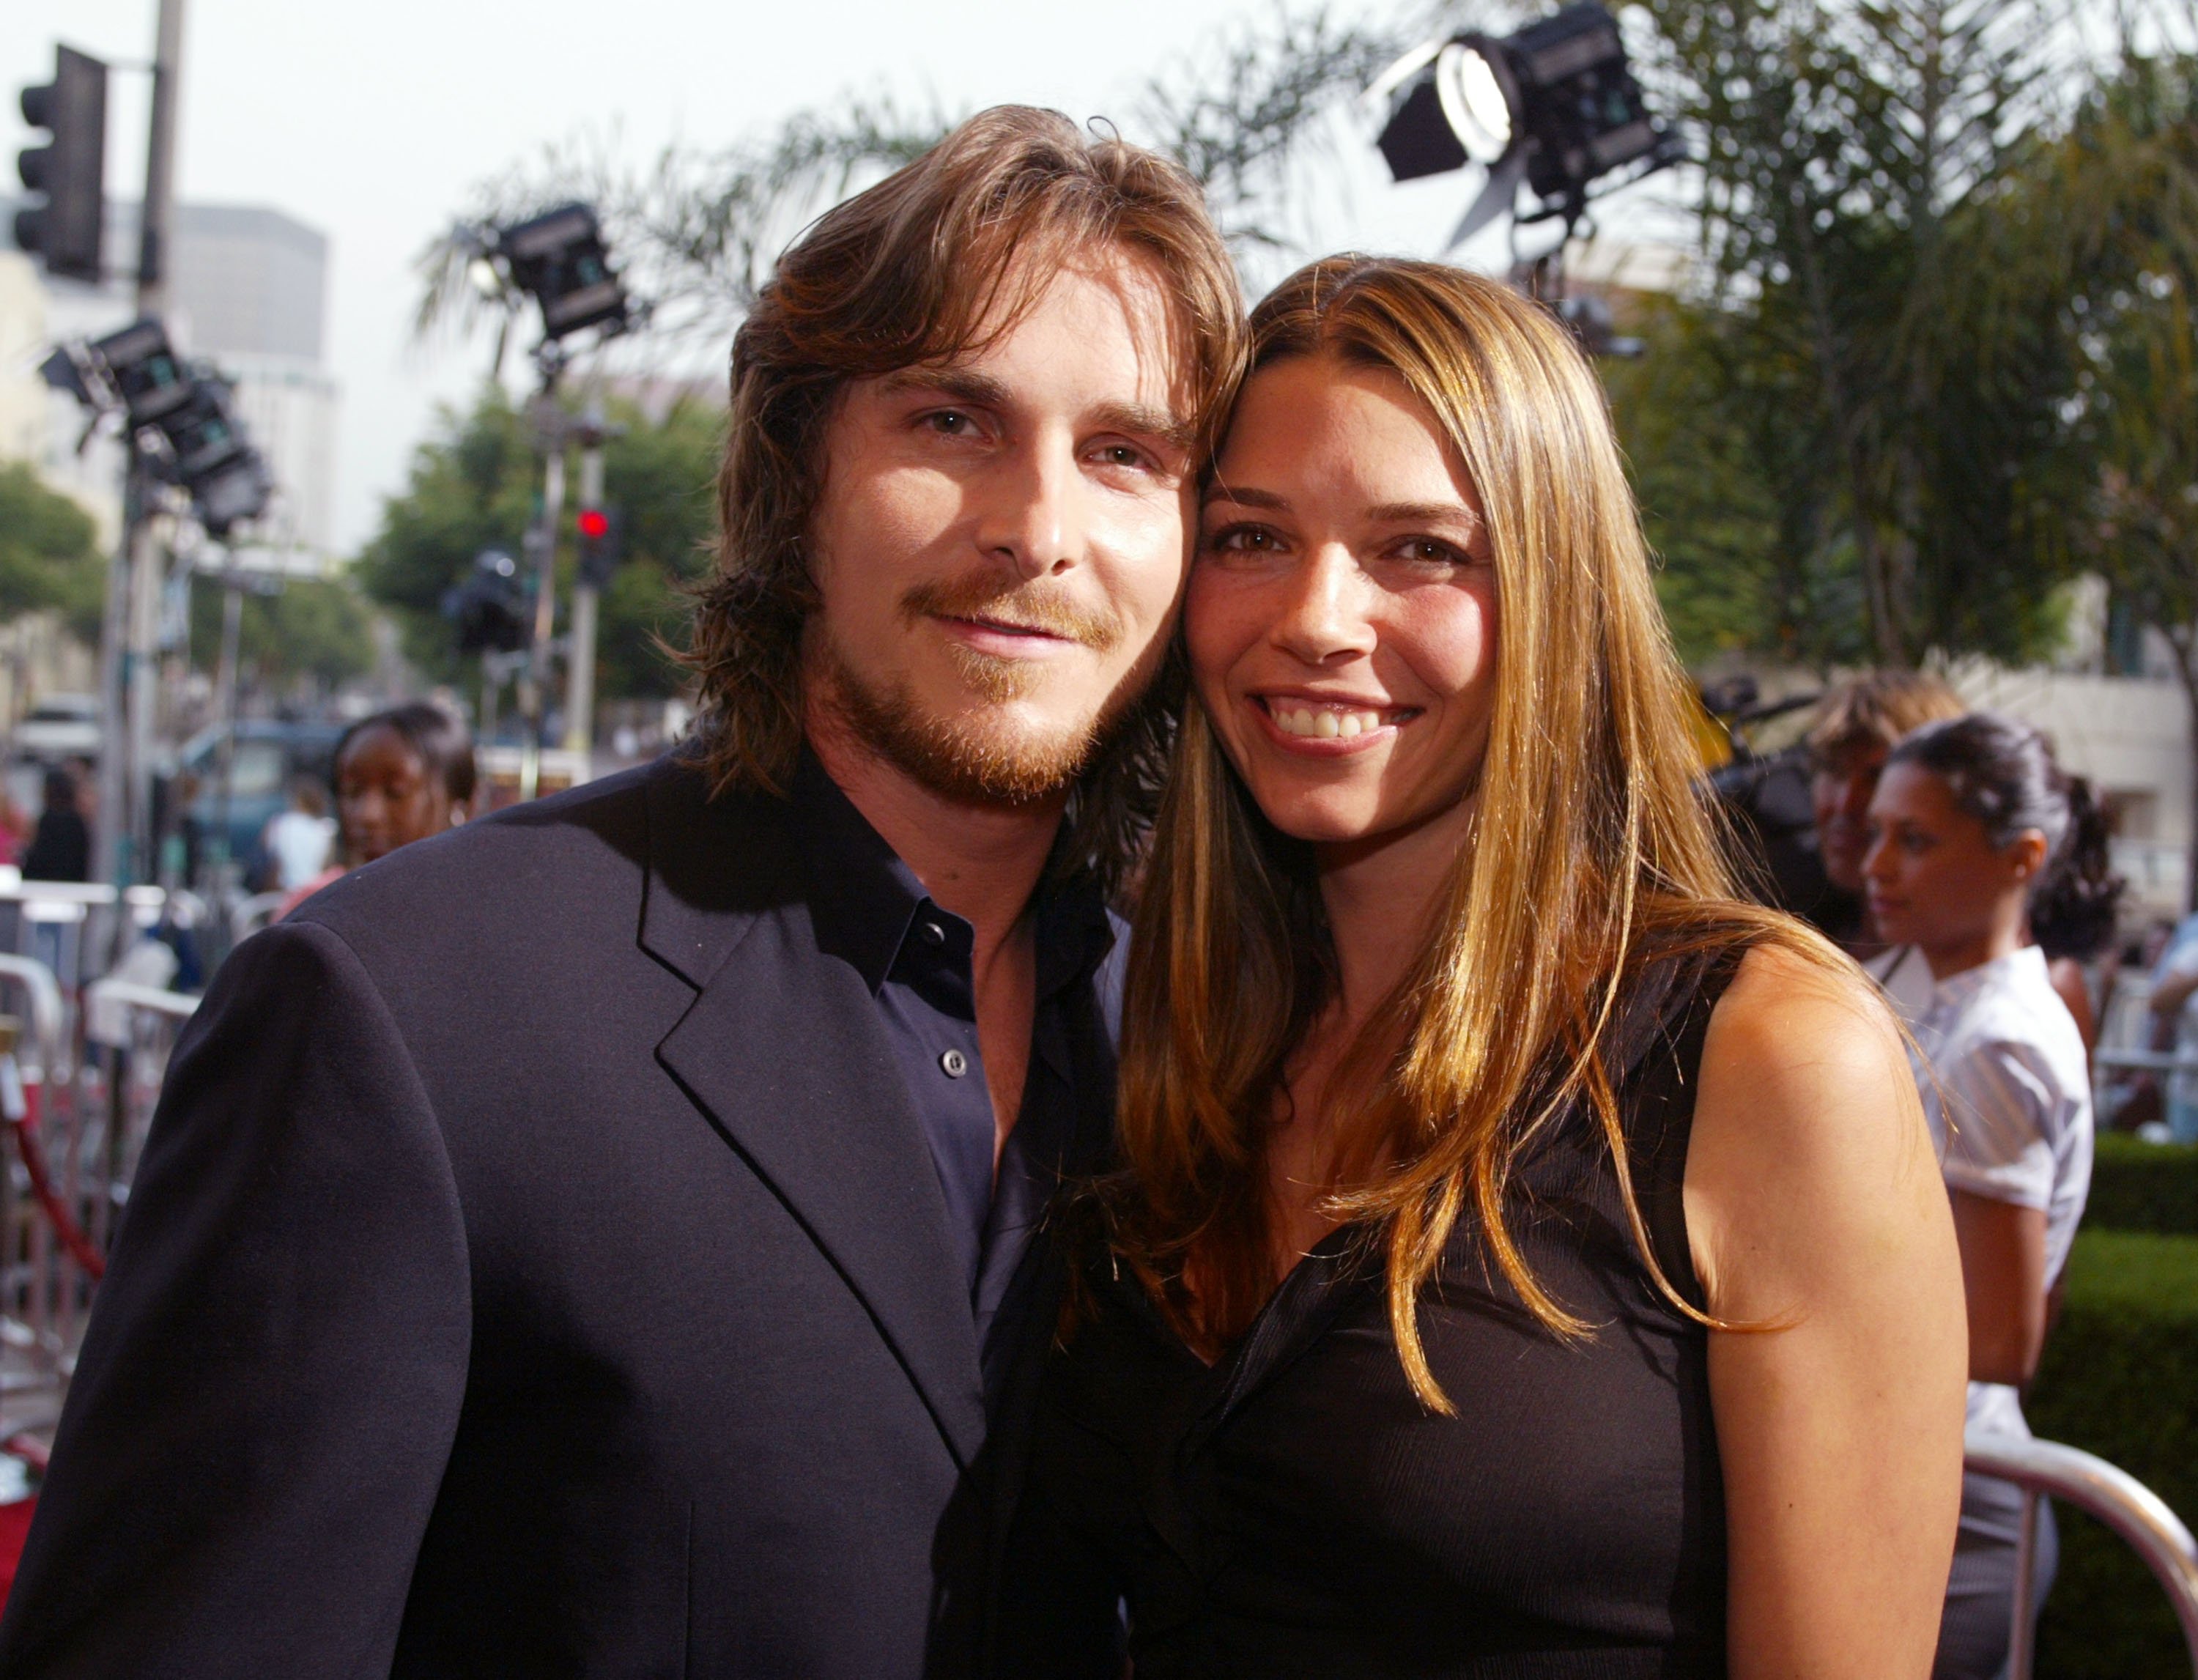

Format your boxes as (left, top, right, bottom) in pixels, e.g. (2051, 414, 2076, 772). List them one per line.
(444, 550, 530, 654)
(575, 505, 623, 588)
(15, 45, 108, 283)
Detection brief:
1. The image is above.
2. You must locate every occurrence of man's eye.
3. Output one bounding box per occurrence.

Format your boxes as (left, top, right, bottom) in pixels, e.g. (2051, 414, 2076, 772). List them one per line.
(922, 410, 975, 436)
(1092, 443, 1149, 470)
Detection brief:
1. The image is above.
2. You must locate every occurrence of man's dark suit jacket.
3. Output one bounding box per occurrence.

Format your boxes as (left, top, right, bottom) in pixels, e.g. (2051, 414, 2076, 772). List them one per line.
(0, 755, 1119, 1678)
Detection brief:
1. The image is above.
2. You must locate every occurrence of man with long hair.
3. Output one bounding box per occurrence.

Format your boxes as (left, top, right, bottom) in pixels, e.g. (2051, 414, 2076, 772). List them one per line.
(0, 108, 1242, 1679)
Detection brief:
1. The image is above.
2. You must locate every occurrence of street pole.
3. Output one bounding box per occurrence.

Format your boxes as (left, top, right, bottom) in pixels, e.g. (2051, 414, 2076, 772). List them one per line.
(98, 0, 186, 896)
(563, 407, 604, 761)
(211, 579, 242, 895)
(138, 0, 184, 320)
(517, 376, 568, 803)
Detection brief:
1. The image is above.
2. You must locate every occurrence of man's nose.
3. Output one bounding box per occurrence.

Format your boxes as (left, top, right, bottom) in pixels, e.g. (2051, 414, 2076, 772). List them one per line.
(974, 433, 1085, 581)
(1833, 771, 1876, 820)
(1270, 544, 1377, 667)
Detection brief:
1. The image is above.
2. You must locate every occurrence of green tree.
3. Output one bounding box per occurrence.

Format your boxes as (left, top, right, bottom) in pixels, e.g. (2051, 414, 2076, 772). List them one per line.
(352, 386, 719, 700)
(0, 462, 106, 643)
(1630, 0, 2083, 667)
(1605, 292, 1873, 666)
(2014, 50, 2198, 913)
(188, 575, 377, 692)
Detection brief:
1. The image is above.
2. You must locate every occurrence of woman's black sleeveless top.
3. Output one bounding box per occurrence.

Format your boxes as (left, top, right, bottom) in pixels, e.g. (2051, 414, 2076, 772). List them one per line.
(999, 952, 1739, 1679)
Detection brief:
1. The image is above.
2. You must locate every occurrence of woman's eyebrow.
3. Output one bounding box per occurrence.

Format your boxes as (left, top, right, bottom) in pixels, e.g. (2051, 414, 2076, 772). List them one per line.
(1366, 499, 1479, 526)
(1204, 484, 1288, 511)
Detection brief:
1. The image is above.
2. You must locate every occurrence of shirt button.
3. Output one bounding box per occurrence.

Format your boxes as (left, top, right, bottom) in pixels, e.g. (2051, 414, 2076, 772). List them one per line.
(919, 920, 946, 946)
(940, 1048, 969, 1078)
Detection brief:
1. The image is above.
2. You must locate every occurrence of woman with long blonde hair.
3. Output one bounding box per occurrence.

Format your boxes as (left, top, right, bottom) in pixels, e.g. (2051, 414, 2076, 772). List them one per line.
(1000, 258, 1968, 1676)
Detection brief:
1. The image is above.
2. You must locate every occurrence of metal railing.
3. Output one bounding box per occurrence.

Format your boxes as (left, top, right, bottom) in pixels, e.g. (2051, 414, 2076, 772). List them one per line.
(1968, 1430, 2198, 1679)
(0, 953, 196, 1458)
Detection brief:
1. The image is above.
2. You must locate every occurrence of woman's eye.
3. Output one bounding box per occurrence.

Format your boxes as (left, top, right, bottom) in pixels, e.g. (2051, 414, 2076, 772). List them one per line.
(1092, 443, 1149, 470)
(1204, 524, 1280, 557)
(1392, 537, 1466, 567)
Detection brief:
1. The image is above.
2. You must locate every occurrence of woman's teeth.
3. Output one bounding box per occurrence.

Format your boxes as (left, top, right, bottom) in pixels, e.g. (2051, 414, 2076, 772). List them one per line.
(1271, 704, 1385, 740)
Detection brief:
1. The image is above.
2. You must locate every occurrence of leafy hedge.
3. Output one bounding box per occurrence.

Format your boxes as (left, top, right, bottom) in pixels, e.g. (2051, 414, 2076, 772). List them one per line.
(2082, 1133, 2198, 1237)
(2028, 1139, 2198, 1677)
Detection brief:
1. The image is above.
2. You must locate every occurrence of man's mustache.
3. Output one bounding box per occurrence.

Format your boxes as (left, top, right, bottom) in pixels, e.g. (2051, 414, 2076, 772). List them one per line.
(900, 574, 1122, 654)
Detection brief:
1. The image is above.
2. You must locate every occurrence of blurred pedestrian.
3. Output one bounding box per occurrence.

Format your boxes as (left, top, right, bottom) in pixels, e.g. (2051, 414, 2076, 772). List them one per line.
(1863, 712, 2103, 1679)
(1805, 672, 1966, 1016)
(0, 786, 30, 868)
(20, 766, 88, 883)
(260, 777, 338, 894)
(2144, 911, 2198, 1141)
(276, 704, 476, 921)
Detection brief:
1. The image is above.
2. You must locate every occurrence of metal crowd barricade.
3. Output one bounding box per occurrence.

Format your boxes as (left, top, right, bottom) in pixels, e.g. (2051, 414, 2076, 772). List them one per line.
(1968, 1431, 2198, 1679)
(0, 951, 197, 1457)
(0, 952, 78, 1452)
(0, 877, 167, 996)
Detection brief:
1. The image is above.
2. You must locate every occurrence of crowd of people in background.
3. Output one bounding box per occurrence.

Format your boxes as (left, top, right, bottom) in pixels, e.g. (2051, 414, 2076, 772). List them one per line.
(1788, 674, 2114, 1676)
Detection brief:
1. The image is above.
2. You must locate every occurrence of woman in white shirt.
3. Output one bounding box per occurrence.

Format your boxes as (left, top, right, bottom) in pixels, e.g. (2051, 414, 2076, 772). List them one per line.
(1864, 712, 2113, 1679)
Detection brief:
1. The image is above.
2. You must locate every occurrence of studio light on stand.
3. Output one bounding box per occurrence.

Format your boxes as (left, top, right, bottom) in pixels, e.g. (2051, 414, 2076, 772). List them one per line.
(455, 201, 634, 799)
(1367, 1, 1680, 354)
(45, 319, 275, 538)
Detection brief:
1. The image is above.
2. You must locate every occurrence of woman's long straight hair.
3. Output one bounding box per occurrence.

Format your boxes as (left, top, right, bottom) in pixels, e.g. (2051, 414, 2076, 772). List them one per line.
(1108, 257, 1845, 1409)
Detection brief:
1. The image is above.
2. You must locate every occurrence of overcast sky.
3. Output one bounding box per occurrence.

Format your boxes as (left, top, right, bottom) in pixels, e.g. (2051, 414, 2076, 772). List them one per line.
(4, 0, 1634, 553)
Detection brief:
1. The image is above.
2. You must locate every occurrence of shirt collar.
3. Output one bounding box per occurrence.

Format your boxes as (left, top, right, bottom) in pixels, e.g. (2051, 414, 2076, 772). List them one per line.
(791, 744, 1116, 1001)
(1928, 943, 2049, 1017)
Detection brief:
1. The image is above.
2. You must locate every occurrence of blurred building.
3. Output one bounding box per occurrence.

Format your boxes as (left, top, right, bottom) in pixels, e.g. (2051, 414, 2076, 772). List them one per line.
(1, 198, 339, 555)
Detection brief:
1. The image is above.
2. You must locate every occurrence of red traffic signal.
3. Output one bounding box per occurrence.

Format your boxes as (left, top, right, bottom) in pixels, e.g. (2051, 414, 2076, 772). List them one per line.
(576, 508, 610, 540)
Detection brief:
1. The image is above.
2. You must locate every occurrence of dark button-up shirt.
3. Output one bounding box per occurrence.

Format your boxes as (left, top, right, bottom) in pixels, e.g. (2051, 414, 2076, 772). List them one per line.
(793, 752, 1116, 1376)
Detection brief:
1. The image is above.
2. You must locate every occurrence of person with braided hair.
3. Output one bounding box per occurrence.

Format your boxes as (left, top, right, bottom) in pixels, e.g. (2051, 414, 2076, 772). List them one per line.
(1863, 712, 2109, 1679)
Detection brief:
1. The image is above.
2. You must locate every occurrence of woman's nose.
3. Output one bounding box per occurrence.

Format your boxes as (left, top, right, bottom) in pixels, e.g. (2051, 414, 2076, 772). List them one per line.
(1862, 830, 1892, 881)
(1269, 544, 1376, 667)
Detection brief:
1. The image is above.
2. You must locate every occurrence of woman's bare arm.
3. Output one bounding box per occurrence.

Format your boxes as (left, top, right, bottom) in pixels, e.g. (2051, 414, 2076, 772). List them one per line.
(1684, 943, 1968, 1679)
(1948, 1191, 2049, 1386)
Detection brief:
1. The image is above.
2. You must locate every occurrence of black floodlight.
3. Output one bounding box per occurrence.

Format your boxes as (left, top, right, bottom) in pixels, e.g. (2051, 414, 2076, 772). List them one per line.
(495, 204, 629, 342)
(157, 381, 248, 484)
(190, 451, 273, 536)
(444, 549, 530, 654)
(90, 318, 190, 426)
(1369, 1, 1679, 247)
(15, 45, 108, 282)
(37, 344, 95, 406)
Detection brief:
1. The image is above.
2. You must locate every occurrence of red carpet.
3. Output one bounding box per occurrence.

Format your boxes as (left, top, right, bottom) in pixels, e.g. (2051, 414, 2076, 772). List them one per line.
(0, 1499, 34, 1608)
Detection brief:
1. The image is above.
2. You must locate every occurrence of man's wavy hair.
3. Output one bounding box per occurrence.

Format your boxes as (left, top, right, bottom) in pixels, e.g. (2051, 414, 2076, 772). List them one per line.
(683, 106, 1246, 895)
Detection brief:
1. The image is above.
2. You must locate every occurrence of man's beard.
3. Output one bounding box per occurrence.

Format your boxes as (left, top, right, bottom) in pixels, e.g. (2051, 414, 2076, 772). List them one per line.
(813, 571, 1150, 806)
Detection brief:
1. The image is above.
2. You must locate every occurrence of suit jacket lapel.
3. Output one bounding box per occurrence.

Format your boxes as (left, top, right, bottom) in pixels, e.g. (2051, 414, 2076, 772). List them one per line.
(640, 761, 988, 1470)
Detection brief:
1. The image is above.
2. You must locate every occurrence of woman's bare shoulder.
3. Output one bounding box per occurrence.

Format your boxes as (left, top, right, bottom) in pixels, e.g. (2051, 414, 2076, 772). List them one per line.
(1685, 939, 1947, 1314)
